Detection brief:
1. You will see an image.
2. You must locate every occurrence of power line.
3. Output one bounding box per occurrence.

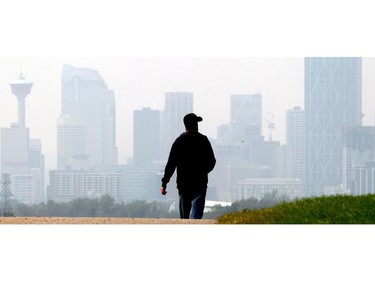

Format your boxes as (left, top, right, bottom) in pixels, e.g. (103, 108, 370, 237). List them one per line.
(0, 174, 14, 217)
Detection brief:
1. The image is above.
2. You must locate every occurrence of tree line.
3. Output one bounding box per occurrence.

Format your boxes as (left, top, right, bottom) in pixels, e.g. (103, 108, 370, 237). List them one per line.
(5, 190, 292, 219)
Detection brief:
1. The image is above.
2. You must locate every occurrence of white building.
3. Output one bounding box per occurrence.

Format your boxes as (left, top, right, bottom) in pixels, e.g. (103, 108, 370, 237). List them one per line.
(286, 106, 304, 182)
(47, 170, 123, 203)
(235, 178, 304, 201)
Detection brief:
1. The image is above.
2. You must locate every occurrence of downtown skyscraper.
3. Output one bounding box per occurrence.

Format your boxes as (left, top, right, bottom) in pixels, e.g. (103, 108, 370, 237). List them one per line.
(286, 106, 304, 183)
(304, 57, 362, 196)
(133, 107, 161, 165)
(162, 91, 193, 160)
(58, 65, 118, 170)
(230, 94, 262, 143)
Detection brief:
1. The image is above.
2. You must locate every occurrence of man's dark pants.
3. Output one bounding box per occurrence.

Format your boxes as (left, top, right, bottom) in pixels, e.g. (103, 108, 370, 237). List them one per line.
(178, 186, 207, 219)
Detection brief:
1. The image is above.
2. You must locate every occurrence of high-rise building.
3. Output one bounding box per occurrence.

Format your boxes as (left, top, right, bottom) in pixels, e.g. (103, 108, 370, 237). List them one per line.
(133, 107, 161, 165)
(162, 91, 193, 160)
(0, 126, 29, 174)
(29, 139, 45, 203)
(59, 64, 118, 169)
(212, 93, 285, 202)
(304, 57, 362, 196)
(230, 94, 262, 144)
(286, 106, 305, 182)
(57, 115, 86, 170)
(158, 91, 193, 199)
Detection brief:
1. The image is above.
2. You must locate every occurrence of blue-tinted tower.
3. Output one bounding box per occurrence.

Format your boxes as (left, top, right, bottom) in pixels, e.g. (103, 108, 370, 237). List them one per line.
(304, 57, 362, 196)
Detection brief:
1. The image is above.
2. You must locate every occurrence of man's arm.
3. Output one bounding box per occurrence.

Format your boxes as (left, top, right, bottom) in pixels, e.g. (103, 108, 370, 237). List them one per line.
(160, 141, 179, 194)
(205, 137, 216, 173)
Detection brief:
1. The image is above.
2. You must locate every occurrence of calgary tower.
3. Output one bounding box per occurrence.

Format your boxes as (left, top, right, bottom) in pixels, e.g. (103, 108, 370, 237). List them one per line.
(9, 73, 33, 128)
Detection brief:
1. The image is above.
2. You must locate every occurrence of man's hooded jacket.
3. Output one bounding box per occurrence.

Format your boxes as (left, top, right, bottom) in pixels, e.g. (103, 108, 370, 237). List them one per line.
(161, 131, 216, 191)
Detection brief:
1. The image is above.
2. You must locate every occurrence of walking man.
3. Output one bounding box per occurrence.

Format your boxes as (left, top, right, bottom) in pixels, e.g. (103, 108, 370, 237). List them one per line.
(160, 113, 216, 219)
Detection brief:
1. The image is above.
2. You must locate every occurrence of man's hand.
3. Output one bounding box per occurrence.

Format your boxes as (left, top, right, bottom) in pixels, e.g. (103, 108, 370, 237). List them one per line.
(160, 186, 167, 195)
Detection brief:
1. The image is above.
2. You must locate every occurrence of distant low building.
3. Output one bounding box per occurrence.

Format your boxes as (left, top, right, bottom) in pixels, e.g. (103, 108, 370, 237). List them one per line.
(235, 178, 304, 201)
(351, 162, 375, 195)
(10, 174, 34, 205)
(323, 184, 350, 196)
(343, 126, 375, 195)
(47, 170, 123, 203)
(204, 200, 232, 213)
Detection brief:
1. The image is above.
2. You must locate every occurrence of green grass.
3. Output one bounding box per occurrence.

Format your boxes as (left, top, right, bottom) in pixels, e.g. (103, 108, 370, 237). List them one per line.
(217, 194, 375, 224)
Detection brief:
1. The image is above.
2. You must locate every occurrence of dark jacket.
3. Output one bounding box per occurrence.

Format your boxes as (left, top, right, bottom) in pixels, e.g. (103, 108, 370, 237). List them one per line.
(161, 131, 216, 191)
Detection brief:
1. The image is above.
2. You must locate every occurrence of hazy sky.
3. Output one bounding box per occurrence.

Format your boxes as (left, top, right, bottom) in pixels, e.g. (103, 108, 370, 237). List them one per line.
(0, 57, 303, 160)
(2, 1, 375, 172)
(1, 57, 375, 170)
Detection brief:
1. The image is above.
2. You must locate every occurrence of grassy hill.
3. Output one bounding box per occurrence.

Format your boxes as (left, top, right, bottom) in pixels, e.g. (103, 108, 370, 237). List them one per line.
(217, 194, 375, 224)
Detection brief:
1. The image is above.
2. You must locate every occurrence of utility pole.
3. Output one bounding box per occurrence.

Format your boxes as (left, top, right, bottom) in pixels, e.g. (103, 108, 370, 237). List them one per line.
(0, 174, 14, 217)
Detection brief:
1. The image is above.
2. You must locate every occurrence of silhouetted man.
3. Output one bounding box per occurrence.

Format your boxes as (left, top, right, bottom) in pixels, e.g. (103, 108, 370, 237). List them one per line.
(161, 113, 216, 219)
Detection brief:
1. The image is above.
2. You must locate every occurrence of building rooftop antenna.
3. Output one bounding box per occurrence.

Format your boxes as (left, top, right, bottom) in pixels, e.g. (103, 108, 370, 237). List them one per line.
(20, 59, 23, 78)
(263, 113, 275, 141)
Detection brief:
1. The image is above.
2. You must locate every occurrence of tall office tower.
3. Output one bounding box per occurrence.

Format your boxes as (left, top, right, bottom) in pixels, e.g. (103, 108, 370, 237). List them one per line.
(57, 116, 87, 170)
(59, 64, 118, 169)
(133, 107, 161, 165)
(0, 126, 29, 174)
(162, 91, 193, 160)
(10, 74, 33, 128)
(29, 139, 45, 203)
(217, 124, 232, 145)
(286, 106, 305, 182)
(230, 94, 262, 144)
(304, 57, 362, 196)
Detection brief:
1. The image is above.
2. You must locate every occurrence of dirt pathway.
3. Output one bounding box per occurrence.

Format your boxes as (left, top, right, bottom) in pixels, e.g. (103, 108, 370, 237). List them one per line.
(0, 217, 217, 224)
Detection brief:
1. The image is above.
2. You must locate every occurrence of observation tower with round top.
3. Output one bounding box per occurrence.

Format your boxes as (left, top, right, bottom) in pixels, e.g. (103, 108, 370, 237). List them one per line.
(9, 73, 33, 128)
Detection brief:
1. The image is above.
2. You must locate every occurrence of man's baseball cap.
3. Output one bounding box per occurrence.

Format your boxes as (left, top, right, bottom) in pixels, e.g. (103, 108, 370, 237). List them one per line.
(183, 113, 203, 126)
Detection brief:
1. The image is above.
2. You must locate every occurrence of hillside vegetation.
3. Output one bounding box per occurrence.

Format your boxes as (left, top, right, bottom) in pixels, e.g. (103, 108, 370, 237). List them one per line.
(217, 194, 375, 224)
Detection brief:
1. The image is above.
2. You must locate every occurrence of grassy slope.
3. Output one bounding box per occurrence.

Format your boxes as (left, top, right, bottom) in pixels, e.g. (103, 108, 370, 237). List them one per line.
(217, 194, 375, 224)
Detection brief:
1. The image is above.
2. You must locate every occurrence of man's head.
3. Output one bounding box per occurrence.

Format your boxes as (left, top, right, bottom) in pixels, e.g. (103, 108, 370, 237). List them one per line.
(183, 113, 203, 132)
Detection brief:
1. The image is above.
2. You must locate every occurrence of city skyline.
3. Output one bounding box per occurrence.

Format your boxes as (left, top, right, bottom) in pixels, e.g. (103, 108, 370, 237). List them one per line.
(2, 1, 375, 279)
(1, 57, 375, 173)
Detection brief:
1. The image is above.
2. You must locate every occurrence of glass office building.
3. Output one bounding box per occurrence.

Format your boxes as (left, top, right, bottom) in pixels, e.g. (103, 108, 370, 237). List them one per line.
(304, 57, 362, 196)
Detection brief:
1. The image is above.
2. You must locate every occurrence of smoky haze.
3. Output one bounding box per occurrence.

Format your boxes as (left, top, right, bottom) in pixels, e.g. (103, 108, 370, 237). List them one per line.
(1, 57, 375, 169)
(0, 56, 374, 206)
